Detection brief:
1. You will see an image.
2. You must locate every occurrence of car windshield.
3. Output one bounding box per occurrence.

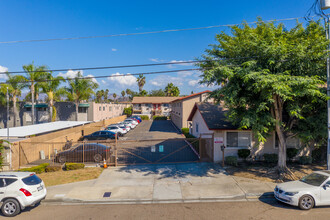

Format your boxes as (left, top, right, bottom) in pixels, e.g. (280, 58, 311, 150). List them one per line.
(300, 173, 328, 187)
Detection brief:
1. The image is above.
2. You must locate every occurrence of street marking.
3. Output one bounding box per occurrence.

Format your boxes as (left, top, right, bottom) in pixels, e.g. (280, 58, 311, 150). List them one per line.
(54, 194, 66, 197)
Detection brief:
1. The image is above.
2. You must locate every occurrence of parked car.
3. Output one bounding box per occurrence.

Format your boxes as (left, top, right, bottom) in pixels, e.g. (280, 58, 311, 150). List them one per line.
(131, 116, 142, 123)
(122, 120, 136, 129)
(82, 130, 118, 141)
(124, 119, 138, 126)
(116, 123, 131, 132)
(274, 171, 330, 210)
(55, 143, 111, 163)
(106, 125, 127, 136)
(0, 172, 47, 217)
(129, 117, 140, 123)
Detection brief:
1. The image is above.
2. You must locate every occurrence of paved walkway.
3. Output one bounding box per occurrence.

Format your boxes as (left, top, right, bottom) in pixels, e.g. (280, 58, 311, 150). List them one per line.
(44, 163, 276, 204)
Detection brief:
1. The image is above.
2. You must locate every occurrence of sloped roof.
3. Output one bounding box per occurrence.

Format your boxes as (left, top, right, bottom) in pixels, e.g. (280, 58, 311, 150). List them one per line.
(171, 90, 211, 103)
(188, 103, 238, 130)
(132, 97, 178, 104)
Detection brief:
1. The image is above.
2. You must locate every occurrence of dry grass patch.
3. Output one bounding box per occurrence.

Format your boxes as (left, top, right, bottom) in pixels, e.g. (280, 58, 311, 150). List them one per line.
(226, 163, 326, 183)
(38, 167, 103, 187)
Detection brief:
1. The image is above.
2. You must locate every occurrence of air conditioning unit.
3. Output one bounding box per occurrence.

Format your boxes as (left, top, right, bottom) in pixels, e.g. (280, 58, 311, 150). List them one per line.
(321, 0, 330, 10)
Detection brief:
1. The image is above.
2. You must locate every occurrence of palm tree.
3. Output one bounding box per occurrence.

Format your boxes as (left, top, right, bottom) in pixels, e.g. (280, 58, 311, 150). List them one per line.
(165, 83, 180, 97)
(136, 74, 146, 93)
(23, 63, 48, 124)
(121, 90, 125, 97)
(5, 74, 26, 126)
(40, 72, 65, 122)
(65, 72, 98, 121)
(113, 93, 117, 100)
(104, 89, 109, 102)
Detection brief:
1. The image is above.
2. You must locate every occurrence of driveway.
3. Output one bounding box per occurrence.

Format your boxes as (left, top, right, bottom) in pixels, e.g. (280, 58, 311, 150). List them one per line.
(45, 162, 276, 203)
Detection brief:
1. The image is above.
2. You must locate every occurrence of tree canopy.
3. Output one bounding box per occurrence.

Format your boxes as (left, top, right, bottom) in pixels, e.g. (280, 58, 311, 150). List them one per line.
(198, 19, 328, 170)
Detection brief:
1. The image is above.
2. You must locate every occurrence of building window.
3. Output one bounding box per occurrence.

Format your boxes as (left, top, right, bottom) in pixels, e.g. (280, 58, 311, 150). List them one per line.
(25, 107, 31, 111)
(103, 106, 105, 111)
(196, 123, 199, 133)
(163, 104, 169, 107)
(109, 107, 112, 111)
(99, 107, 101, 111)
(226, 132, 251, 148)
(78, 107, 87, 113)
(37, 107, 47, 111)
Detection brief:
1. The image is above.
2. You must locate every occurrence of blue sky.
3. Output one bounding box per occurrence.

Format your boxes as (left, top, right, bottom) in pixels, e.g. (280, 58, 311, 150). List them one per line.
(0, 0, 323, 96)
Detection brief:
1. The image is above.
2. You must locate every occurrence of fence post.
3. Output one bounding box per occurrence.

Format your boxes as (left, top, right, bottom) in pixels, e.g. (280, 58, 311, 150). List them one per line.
(199, 135, 202, 160)
(83, 142, 85, 164)
(52, 143, 55, 166)
(115, 133, 118, 167)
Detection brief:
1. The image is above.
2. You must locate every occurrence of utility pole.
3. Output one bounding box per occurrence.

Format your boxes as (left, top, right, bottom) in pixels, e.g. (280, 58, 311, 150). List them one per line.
(321, 0, 330, 170)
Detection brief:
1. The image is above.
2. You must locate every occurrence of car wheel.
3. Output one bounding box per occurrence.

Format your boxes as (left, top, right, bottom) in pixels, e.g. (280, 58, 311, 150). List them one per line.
(94, 154, 102, 162)
(58, 156, 66, 163)
(299, 195, 314, 210)
(1, 198, 21, 217)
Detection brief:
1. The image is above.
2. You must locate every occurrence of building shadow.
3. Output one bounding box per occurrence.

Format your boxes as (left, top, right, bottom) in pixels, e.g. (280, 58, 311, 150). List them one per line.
(148, 120, 181, 134)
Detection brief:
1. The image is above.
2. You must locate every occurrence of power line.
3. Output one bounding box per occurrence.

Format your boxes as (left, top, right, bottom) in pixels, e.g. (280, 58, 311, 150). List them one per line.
(0, 16, 316, 44)
(0, 68, 208, 84)
(2, 57, 254, 75)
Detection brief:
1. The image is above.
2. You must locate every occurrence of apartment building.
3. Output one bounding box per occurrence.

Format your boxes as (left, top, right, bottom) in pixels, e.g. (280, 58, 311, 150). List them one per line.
(132, 97, 178, 118)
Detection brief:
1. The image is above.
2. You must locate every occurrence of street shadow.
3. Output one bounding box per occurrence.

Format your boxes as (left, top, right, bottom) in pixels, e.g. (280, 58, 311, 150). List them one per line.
(148, 120, 181, 134)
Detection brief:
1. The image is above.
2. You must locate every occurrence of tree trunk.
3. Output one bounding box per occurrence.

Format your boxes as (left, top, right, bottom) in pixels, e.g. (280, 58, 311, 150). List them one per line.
(12, 95, 17, 127)
(49, 99, 53, 122)
(75, 100, 79, 121)
(273, 94, 287, 170)
(31, 83, 35, 125)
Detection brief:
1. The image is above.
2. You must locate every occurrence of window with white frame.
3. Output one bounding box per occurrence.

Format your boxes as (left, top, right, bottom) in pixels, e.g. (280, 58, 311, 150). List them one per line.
(226, 132, 251, 148)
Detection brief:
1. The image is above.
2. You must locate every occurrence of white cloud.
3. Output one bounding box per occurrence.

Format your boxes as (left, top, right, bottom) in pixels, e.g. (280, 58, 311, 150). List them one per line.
(149, 58, 165, 63)
(169, 60, 193, 66)
(178, 71, 194, 77)
(151, 81, 162, 86)
(101, 80, 107, 85)
(188, 80, 200, 87)
(0, 65, 9, 81)
(86, 74, 98, 84)
(108, 72, 137, 87)
(58, 70, 82, 78)
(112, 48, 117, 52)
(149, 75, 183, 88)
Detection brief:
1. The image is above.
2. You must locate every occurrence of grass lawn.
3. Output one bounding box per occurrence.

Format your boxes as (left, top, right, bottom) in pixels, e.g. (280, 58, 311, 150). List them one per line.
(37, 167, 104, 187)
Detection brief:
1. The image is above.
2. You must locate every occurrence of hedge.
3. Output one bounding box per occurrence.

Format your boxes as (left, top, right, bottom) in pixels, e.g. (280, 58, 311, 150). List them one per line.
(225, 156, 238, 166)
(299, 156, 312, 165)
(19, 163, 49, 174)
(181, 128, 189, 135)
(140, 115, 149, 120)
(263, 154, 278, 163)
(45, 166, 62, 172)
(238, 149, 250, 160)
(287, 148, 298, 161)
(153, 116, 167, 120)
(64, 163, 85, 171)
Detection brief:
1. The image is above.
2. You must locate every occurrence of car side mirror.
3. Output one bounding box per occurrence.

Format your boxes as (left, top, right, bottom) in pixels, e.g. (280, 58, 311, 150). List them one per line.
(323, 184, 330, 189)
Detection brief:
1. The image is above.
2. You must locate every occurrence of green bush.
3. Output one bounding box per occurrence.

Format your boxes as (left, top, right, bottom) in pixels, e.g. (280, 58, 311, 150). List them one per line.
(0, 140, 7, 168)
(312, 146, 327, 164)
(19, 163, 49, 174)
(153, 116, 167, 120)
(140, 115, 149, 120)
(238, 149, 250, 160)
(299, 156, 312, 165)
(181, 128, 189, 135)
(45, 166, 62, 172)
(64, 163, 85, 171)
(263, 154, 278, 163)
(225, 156, 238, 166)
(287, 148, 298, 161)
(123, 107, 132, 116)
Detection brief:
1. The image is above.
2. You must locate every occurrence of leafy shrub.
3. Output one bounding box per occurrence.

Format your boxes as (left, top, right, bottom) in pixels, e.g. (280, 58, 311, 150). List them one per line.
(45, 166, 62, 172)
(312, 146, 327, 164)
(140, 115, 149, 120)
(238, 149, 250, 160)
(19, 163, 49, 174)
(286, 148, 299, 161)
(263, 154, 278, 163)
(181, 128, 189, 135)
(153, 116, 167, 120)
(225, 156, 238, 166)
(64, 163, 85, 171)
(0, 140, 7, 168)
(123, 107, 132, 116)
(298, 156, 312, 165)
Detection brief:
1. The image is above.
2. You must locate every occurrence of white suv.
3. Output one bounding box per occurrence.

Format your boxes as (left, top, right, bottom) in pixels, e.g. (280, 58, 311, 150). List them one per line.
(106, 125, 127, 136)
(0, 172, 47, 217)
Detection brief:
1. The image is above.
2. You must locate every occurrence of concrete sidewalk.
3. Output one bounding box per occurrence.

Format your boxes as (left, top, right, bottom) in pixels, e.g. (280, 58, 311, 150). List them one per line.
(44, 163, 276, 204)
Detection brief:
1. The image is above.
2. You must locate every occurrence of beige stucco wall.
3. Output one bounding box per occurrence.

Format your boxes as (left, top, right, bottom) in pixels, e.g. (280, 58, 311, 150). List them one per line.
(91, 103, 125, 121)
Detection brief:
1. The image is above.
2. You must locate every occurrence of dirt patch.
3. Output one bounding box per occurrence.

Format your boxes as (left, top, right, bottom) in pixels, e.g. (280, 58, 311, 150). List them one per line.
(225, 163, 327, 183)
(37, 167, 103, 187)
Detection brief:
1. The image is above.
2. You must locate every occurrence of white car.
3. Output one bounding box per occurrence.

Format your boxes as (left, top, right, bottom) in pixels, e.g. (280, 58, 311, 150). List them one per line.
(106, 125, 127, 136)
(124, 119, 138, 126)
(0, 172, 47, 217)
(122, 121, 136, 129)
(274, 171, 330, 210)
(116, 123, 131, 132)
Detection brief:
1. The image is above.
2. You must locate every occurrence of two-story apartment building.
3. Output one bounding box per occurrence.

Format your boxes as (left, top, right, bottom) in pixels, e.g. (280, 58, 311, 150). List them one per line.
(171, 90, 213, 129)
(132, 97, 178, 118)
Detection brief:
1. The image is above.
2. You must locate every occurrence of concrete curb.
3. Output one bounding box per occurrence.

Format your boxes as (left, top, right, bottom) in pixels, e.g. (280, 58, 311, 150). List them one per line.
(42, 193, 274, 205)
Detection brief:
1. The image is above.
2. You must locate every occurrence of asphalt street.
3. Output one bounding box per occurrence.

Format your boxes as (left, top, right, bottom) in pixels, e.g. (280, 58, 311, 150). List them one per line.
(8, 199, 330, 220)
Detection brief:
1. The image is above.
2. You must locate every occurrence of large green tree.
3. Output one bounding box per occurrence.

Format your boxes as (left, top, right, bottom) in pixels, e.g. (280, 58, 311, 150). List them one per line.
(22, 63, 48, 124)
(40, 72, 65, 122)
(149, 89, 166, 96)
(199, 19, 328, 172)
(165, 83, 180, 97)
(65, 72, 98, 121)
